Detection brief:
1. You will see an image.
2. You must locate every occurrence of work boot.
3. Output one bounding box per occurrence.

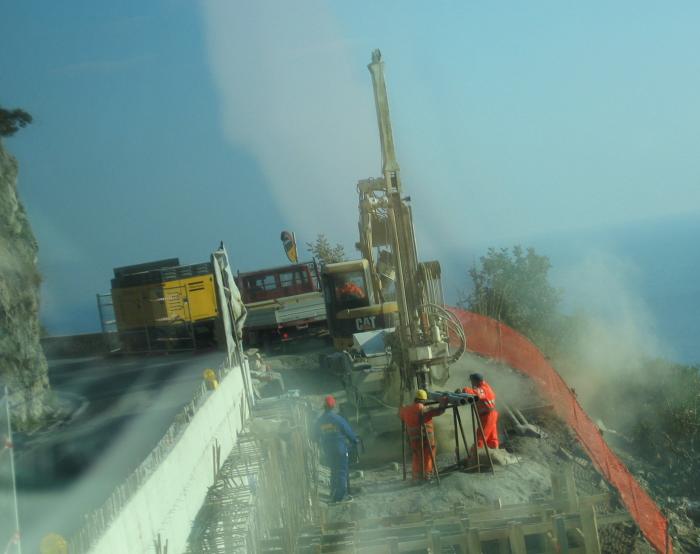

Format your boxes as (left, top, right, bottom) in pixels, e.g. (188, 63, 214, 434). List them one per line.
(329, 495, 353, 505)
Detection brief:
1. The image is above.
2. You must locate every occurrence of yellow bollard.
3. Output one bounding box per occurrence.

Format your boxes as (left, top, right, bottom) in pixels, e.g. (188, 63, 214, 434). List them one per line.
(203, 368, 219, 390)
(40, 533, 68, 554)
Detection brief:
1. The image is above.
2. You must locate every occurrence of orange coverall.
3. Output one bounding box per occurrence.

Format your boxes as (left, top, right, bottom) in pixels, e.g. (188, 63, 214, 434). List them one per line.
(337, 282, 366, 299)
(399, 402, 444, 479)
(462, 381, 499, 449)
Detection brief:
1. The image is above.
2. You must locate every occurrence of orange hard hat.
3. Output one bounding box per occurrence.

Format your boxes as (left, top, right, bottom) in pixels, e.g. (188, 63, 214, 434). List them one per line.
(324, 395, 336, 409)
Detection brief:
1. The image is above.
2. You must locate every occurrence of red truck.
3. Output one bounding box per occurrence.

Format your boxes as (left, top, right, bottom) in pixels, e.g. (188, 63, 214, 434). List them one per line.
(236, 261, 328, 348)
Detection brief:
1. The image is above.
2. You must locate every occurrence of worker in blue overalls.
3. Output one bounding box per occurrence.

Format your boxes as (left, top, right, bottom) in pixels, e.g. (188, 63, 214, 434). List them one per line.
(312, 395, 359, 503)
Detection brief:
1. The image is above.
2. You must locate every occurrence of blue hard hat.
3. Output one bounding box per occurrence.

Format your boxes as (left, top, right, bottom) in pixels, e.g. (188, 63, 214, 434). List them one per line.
(469, 372, 484, 384)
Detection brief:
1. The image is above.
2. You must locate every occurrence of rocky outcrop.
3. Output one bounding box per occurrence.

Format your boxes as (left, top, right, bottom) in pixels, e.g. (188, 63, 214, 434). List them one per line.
(0, 139, 50, 425)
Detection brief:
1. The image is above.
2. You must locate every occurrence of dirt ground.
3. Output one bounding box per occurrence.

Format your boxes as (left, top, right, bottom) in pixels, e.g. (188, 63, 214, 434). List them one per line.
(261, 340, 695, 553)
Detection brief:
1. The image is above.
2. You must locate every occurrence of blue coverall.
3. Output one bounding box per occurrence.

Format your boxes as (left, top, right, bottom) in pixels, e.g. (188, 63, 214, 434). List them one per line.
(313, 409, 358, 502)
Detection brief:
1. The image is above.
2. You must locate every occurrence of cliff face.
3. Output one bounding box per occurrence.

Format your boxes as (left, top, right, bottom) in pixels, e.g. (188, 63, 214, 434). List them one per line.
(0, 139, 50, 425)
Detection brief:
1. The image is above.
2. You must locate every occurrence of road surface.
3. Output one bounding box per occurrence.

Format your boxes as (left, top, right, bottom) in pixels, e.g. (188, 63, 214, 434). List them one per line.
(13, 350, 225, 551)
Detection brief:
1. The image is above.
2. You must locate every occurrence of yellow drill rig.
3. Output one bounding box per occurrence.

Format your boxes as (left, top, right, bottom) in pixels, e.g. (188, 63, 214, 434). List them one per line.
(322, 50, 466, 429)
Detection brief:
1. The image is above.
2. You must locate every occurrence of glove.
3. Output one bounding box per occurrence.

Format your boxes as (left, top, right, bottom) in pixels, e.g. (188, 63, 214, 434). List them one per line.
(467, 395, 476, 403)
(454, 388, 462, 394)
(439, 396, 449, 408)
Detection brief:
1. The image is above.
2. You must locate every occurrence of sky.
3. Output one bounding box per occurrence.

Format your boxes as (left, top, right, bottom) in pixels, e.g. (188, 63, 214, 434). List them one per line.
(1, 1, 699, 360)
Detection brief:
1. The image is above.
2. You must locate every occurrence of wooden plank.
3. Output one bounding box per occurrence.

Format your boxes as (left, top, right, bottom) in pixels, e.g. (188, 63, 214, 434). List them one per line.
(554, 515, 570, 554)
(463, 495, 609, 523)
(508, 522, 527, 554)
(430, 530, 441, 553)
(544, 530, 557, 554)
(580, 505, 601, 554)
(301, 502, 623, 554)
(563, 464, 580, 513)
(466, 529, 481, 554)
(596, 512, 632, 526)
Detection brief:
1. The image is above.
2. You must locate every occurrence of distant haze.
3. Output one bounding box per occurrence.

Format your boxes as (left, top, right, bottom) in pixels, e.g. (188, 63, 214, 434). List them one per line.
(441, 214, 700, 365)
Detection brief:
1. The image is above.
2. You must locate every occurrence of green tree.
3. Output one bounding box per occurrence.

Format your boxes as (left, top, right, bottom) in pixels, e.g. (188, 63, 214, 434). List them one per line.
(461, 245, 562, 349)
(0, 107, 33, 137)
(306, 234, 345, 265)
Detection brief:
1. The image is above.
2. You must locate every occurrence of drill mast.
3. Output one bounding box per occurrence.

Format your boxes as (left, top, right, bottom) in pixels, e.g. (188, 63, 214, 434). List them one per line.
(363, 49, 464, 394)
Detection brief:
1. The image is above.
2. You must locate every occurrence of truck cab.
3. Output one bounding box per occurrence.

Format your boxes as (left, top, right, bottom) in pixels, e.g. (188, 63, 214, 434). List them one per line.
(236, 261, 327, 348)
(238, 263, 319, 303)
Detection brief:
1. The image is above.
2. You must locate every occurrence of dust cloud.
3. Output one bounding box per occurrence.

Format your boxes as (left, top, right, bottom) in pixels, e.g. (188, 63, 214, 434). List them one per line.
(553, 250, 668, 430)
(199, 0, 377, 243)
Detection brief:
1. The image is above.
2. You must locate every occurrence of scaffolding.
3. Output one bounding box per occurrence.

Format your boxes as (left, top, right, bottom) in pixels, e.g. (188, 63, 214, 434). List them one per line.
(187, 398, 319, 554)
(96, 293, 121, 354)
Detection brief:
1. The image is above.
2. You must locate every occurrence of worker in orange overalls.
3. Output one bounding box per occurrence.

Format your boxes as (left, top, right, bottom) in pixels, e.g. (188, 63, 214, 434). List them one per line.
(460, 372, 499, 454)
(337, 279, 366, 300)
(399, 389, 447, 480)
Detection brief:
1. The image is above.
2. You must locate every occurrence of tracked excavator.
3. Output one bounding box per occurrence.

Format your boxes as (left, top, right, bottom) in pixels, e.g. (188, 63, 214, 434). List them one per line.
(321, 50, 466, 432)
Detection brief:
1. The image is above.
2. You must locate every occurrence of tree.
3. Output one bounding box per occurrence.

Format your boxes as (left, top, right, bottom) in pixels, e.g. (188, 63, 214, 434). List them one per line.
(0, 107, 33, 137)
(461, 245, 562, 349)
(306, 234, 345, 265)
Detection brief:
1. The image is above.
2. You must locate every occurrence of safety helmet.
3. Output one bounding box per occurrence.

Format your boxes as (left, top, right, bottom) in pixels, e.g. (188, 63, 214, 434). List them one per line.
(40, 534, 68, 554)
(469, 372, 484, 385)
(324, 395, 336, 409)
(415, 389, 428, 401)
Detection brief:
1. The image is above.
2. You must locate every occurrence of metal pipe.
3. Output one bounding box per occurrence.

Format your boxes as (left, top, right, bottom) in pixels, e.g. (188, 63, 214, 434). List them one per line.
(401, 421, 407, 481)
(4, 386, 22, 554)
(455, 408, 470, 470)
(472, 402, 495, 474)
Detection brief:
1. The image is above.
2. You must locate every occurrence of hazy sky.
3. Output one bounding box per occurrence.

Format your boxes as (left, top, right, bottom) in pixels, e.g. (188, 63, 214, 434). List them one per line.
(2, 1, 699, 340)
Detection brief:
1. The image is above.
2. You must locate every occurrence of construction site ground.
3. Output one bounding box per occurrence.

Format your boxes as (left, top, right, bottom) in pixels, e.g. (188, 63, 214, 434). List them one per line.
(248, 339, 672, 553)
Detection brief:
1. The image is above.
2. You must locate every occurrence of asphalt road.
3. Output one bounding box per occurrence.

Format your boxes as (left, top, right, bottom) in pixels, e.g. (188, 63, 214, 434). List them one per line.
(13, 350, 225, 552)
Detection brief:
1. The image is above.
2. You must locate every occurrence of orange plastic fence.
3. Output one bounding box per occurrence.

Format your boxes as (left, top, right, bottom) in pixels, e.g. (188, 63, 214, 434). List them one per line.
(449, 308, 672, 554)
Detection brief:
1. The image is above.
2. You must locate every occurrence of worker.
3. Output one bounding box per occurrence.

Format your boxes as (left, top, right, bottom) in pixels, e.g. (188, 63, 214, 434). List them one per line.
(460, 372, 499, 453)
(399, 389, 447, 481)
(312, 395, 359, 503)
(336, 278, 366, 300)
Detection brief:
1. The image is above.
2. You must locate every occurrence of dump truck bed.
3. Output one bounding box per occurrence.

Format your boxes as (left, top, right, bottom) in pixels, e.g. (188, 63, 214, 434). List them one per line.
(245, 291, 327, 330)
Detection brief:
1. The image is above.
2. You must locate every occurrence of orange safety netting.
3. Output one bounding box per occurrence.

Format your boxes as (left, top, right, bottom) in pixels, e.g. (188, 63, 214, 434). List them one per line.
(448, 307, 672, 554)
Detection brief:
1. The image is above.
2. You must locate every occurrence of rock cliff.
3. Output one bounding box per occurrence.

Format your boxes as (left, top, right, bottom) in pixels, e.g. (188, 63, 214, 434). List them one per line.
(0, 139, 50, 425)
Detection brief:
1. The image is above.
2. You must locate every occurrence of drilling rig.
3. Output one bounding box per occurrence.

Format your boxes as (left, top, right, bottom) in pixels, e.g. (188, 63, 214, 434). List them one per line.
(322, 50, 466, 430)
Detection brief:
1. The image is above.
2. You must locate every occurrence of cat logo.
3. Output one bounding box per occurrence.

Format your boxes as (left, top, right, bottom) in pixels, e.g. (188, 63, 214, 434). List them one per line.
(355, 316, 377, 331)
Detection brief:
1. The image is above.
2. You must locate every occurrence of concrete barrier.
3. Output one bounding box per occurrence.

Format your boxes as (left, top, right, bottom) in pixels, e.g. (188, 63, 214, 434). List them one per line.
(41, 333, 107, 359)
(81, 361, 250, 554)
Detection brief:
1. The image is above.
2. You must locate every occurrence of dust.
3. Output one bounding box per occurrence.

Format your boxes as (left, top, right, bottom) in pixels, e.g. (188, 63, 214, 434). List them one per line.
(553, 251, 667, 431)
(431, 353, 544, 451)
(200, 0, 375, 241)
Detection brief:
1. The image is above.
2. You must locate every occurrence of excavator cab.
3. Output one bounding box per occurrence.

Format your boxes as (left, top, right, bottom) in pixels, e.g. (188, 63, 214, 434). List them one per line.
(322, 259, 398, 350)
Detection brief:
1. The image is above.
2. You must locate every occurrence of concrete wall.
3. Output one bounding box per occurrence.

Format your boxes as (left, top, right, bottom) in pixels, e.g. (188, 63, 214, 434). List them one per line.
(41, 333, 107, 359)
(87, 362, 249, 554)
